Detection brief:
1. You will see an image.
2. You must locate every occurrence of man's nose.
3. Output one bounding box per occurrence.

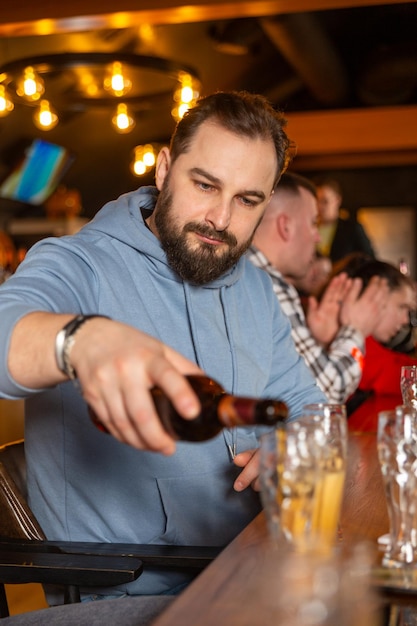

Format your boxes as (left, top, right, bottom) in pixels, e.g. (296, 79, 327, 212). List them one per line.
(205, 200, 232, 231)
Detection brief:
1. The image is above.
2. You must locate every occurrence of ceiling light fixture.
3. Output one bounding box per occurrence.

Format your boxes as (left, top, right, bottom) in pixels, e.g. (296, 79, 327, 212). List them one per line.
(0, 52, 201, 133)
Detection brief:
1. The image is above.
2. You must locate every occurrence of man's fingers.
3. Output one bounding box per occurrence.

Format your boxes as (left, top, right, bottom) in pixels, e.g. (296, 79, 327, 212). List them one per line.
(343, 277, 363, 304)
(233, 449, 259, 492)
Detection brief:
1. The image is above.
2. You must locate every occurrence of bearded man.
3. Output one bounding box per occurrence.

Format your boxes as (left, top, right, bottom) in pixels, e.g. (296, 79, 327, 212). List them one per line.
(0, 91, 325, 605)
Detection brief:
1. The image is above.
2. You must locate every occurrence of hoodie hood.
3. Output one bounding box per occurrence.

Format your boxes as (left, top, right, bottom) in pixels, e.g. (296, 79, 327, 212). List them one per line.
(85, 185, 246, 290)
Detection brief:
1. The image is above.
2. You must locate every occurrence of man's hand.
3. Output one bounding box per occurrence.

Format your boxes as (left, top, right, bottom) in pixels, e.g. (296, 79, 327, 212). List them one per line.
(307, 273, 351, 345)
(340, 276, 389, 338)
(70, 318, 204, 454)
(233, 449, 260, 492)
(9, 313, 203, 455)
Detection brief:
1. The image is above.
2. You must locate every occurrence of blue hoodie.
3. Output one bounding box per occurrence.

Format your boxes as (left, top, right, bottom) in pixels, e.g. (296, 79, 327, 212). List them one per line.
(0, 186, 325, 596)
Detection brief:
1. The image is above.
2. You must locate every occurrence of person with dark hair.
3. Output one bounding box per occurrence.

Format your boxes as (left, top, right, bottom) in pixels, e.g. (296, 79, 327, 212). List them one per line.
(315, 177, 375, 264)
(331, 254, 417, 403)
(248, 171, 388, 404)
(0, 91, 325, 604)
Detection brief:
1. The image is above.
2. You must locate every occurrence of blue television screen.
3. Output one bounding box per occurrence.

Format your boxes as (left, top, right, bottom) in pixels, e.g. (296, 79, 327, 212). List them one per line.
(0, 139, 73, 206)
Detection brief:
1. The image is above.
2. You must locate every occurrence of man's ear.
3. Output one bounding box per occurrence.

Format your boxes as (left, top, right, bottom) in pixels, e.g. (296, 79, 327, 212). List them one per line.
(155, 147, 171, 190)
(276, 213, 291, 241)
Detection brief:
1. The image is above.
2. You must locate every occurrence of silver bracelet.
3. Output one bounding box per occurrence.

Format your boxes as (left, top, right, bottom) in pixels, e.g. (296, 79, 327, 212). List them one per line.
(55, 315, 109, 380)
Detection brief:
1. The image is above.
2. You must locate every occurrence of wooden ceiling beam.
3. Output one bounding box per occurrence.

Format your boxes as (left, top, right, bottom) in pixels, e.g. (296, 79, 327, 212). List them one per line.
(286, 105, 417, 154)
(286, 105, 417, 169)
(292, 150, 417, 171)
(0, 0, 416, 36)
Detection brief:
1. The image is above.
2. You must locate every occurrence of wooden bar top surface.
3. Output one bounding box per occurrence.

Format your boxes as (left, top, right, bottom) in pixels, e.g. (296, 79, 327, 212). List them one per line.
(153, 394, 404, 626)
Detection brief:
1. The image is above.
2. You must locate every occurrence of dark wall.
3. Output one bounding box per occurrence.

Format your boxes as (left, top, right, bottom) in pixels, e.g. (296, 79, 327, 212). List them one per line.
(302, 164, 417, 277)
(303, 165, 417, 216)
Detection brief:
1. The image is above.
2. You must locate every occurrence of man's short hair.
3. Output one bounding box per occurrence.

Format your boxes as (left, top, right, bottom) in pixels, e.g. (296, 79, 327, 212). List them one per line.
(313, 177, 342, 197)
(169, 90, 294, 186)
(275, 171, 317, 199)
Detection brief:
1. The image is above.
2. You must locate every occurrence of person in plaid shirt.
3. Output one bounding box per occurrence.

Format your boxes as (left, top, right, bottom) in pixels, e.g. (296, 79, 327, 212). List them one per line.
(248, 171, 388, 403)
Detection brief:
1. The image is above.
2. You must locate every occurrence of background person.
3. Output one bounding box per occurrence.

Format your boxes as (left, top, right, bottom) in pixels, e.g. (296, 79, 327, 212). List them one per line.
(330, 254, 417, 408)
(315, 177, 375, 264)
(248, 171, 388, 404)
(0, 92, 326, 604)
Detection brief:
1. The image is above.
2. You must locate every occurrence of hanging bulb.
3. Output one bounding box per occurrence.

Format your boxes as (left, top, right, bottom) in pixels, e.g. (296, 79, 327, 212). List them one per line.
(142, 144, 156, 168)
(178, 78, 194, 104)
(133, 158, 147, 176)
(112, 103, 135, 133)
(16, 66, 45, 101)
(174, 73, 200, 104)
(179, 102, 191, 119)
(172, 73, 200, 121)
(131, 144, 159, 177)
(33, 99, 58, 130)
(132, 146, 147, 176)
(0, 85, 14, 116)
(104, 62, 132, 97)
(172, 101, 193, 121)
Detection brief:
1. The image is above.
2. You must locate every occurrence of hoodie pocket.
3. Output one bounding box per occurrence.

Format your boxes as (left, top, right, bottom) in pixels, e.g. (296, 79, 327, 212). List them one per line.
(155, 464, 261, 546)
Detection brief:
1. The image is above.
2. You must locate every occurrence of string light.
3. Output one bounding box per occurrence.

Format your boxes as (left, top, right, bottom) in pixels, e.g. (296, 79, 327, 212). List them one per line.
(131, 144, 161, 177)
(104, 61, 132, 97)
(0, 85, 14, 116)
(16, 66, 44, 101)
(142, 144, 156, 167)
(33, 99, 58, 130)
(112, 102, 135, 133)
(0, 53, 201, 133)
(172, 72, 200, 121)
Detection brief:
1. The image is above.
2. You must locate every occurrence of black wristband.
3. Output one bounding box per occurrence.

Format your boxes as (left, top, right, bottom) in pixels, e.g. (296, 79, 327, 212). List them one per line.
(55, 315, 109, 380)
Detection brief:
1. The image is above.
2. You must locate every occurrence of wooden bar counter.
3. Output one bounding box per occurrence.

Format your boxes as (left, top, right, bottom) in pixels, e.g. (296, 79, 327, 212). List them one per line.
(153, 394, 404, 626)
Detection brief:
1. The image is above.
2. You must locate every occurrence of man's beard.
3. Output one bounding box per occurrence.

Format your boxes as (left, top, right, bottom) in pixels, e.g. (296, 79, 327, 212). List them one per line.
(154, 180, 256, 285)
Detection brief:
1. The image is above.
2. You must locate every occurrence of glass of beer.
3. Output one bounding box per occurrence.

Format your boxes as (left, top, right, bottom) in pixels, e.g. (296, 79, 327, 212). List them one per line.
(260, 404, 347, 554)
(302, 403, 348, 549)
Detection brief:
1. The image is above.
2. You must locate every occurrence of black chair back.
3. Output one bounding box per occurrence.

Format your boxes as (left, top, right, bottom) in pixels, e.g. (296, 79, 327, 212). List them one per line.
(0, 440, 45, 541)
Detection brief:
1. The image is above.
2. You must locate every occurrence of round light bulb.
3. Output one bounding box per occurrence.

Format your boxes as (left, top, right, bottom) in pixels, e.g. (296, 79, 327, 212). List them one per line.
(133, 160, 147, 176)
(180, 85, 194, 104)
(17, 66, 45, 101)
(143, 145, 156, 167)
(178, 102, 190, 119)
(112, 103, 135, 133)
(105, 62, 132, 97)
(33, 99, 58, 130)
(0, 85, 14, 116)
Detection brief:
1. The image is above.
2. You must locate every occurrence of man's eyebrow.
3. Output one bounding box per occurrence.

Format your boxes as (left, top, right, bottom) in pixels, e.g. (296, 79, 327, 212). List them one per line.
(190, 167, 266, 202)
(190, 167, 222, 186)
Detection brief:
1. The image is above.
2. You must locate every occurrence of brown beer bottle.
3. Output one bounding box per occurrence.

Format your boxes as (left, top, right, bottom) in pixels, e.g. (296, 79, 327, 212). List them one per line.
(151, 374, 288, 442)
(90, 374, 288, 441)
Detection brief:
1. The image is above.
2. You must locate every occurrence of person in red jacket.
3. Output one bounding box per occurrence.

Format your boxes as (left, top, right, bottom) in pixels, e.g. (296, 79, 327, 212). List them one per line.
(359, 334, 416, 396)
(330, 254, 416, 409)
